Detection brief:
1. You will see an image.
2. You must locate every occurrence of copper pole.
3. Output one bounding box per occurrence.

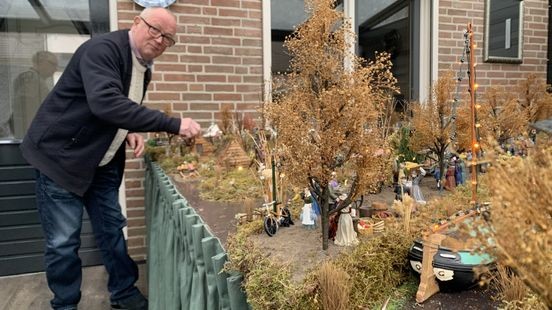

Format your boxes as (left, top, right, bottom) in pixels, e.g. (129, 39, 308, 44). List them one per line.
(467, 23, 478, 205)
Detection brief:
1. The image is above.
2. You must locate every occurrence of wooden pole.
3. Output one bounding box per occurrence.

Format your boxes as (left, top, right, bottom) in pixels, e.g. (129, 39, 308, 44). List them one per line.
(467, 23, 478, 205)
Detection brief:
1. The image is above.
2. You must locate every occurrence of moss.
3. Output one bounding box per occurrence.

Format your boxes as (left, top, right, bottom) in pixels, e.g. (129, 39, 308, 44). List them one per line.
(198, 165, 263, 202)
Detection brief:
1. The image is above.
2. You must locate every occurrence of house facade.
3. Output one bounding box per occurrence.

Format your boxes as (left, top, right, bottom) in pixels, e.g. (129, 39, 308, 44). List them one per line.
(0, 0, 548, 275)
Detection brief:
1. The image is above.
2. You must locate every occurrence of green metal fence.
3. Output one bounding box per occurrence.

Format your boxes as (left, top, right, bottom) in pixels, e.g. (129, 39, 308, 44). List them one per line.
(145, 158, 249, 310)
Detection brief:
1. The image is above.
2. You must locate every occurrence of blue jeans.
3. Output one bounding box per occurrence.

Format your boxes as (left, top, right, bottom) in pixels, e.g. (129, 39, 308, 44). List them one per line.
(36, 160, 140, 309)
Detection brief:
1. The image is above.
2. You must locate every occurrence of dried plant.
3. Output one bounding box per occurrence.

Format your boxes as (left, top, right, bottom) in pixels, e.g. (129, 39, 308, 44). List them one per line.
(265, 0, 398, 250)
(518, 74, 552, 122)
(408, 71, 457, 188)
(219, 105, 233, 134)
(316, 261, 351, 310)
(472, 145, 552, 308)
(493, 264, 529, 304)
(456, 87, 528, 151)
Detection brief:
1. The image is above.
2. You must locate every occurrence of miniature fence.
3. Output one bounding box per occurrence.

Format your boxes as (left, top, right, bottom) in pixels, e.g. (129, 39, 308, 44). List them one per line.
(144, 158, 249, 310)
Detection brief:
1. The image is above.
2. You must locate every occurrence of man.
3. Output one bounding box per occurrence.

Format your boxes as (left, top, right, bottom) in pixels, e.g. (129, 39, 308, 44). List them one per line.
(20, 7, 200, 310)
(10, 51, 58, 138)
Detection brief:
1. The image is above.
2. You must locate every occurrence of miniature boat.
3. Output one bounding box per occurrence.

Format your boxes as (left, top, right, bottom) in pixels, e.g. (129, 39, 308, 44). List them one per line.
(408, 207, 495, 291)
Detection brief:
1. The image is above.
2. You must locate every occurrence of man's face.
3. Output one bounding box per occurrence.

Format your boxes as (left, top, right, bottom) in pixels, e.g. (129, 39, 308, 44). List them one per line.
(131, 10, 176, 61)
(37, 55, 58, 77)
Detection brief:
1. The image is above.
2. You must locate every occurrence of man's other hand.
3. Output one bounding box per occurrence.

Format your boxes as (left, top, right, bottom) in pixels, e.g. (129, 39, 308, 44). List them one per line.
(126, 133, 145, 157)
(179, 118, 201, 138)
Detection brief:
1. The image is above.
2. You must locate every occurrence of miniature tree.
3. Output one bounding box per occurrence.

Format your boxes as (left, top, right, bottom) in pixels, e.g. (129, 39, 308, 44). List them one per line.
(476, 145, 552, 307)
(519, 74, 552, 123)
(408, 72, 456, 189)
(455, 87, 528, 151)
(266, 0, 397, 250)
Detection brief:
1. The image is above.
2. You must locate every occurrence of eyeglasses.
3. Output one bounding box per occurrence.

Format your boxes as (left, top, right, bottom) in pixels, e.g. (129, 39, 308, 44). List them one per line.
(140, 17, 176, 47)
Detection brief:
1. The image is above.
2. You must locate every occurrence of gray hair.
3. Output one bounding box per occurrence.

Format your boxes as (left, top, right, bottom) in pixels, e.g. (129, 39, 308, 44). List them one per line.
(140, 6, 176, 22)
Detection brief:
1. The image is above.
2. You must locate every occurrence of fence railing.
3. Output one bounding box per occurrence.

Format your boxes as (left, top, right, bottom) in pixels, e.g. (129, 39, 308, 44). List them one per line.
(144, 158, 249, 310)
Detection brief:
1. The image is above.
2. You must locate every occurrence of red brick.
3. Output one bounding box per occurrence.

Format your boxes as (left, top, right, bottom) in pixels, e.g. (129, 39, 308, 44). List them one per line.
(147, 93, 180, 101)
(213, 56, 241, 64)
(204, 46, 234, 55)
(206, 84, 234, 92)
(179, 16, 210, 25)
(156, 83, 189, 91)
(214, 93, 242, 101)
(189, 84, 205, 91)
(126, 188, 145, 197)
(190, 103, 221, 111)
(173, 102, 189, 110)
(228, 76, 241, 83)
(204, 26, 233, 36)
(206, 65, 235, 73)
(242, 39, 262, 47)
(212, 17, 241, 27)
(164, 74, 195, 82)
(127, 218, 145, 227)
(182, 93, 212, 101)
(127, 209, 145, 218)
(234, 28, 261, 37)
(219, 8, 248, 18)
(211, 0, 240, 7)
(242, 19, 261, 28)
(188, 65, 204, 73)
(154, 64, 187, 72)
(181, 36, 210, 44)
(180, 55, 211, 63)
(197, 75, 227, 82)
(202, 7, 218, 16)
(241, 1, 261, 10)
(212, 37, 241, 46)
(237, 84, 261, 92)
(172, 5, 201, 15)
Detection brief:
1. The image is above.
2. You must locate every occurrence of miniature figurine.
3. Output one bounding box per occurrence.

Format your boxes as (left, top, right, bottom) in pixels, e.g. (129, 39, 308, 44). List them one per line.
(411, 167, 426, 204)
(300, 192, 317, 230)
(334, 194, 359, 246)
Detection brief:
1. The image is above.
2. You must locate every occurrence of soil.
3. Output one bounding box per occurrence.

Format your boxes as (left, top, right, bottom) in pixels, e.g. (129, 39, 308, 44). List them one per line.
(171, 174, 499, 309)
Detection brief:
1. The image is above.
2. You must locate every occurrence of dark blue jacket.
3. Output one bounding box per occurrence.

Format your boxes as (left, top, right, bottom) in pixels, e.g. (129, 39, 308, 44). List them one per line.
(20, 30, 180, 196)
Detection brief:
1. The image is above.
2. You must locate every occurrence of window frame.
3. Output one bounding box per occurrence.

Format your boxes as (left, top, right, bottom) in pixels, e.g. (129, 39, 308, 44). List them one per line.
(484, 0, 524, 64)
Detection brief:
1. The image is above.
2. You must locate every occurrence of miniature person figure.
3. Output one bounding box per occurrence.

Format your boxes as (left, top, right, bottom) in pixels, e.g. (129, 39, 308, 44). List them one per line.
(455, 157, 464, 186)
(334, 195, 359, 246)
(328, 172, 339, 211)
(444, 157, 457, 191)
(394, 162, 411, 200)
(300, 191, 317, 230)
(411, 167, 427, 204)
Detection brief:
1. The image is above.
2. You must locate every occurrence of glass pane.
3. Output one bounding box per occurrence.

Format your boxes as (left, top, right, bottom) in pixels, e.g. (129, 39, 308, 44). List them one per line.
(0, 0, 90, 21)
(357, 1, 410, 100)
(0, 0, 107, 141)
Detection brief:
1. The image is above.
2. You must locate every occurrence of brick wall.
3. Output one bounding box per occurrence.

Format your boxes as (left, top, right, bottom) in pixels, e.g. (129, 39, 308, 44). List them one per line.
(438, 0, 548, 95)
(116, 0, 263, 260)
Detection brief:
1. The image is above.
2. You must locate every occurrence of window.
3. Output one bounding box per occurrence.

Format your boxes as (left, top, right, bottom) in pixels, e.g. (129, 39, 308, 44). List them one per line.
(484, 0, 524, 63)
(0, 0, 109, 140)
(356, 0, 410, 101)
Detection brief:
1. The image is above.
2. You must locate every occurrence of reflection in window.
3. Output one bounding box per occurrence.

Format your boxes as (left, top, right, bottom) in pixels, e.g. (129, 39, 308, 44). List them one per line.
(484, 0, 523, 63)
(357, 0, 410, 101)
(0, 0, 108, 140)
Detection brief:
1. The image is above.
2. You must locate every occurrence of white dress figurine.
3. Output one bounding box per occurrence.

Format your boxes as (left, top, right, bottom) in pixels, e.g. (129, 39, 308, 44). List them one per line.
(334, 205, 359, 246)
(411, 167, 427, 204)
(300, 203, 316, 230)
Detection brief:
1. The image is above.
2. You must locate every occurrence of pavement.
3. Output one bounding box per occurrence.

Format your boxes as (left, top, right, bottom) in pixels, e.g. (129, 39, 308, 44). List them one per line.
(0, 263, 147, 310)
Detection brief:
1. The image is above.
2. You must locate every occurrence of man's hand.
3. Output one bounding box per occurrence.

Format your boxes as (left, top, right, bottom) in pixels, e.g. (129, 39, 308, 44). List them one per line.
(126, 133, 145, 157)
(179, 118, 201, 138)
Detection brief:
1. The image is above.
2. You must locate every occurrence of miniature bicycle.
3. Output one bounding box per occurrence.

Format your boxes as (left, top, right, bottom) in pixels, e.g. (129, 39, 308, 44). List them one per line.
(259, 200, 293, 237)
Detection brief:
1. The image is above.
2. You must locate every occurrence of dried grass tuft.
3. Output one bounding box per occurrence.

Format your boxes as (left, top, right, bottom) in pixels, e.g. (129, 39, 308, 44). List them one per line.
(493, 265, 529, 303)
(316, 262, 351, 310)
